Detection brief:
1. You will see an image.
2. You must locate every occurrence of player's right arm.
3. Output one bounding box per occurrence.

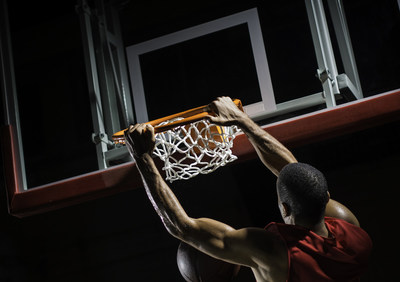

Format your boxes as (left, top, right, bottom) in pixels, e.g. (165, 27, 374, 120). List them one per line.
(208, 98, 361, 227)
(237, 116, 297, 176)
(208, 97, 297, 176)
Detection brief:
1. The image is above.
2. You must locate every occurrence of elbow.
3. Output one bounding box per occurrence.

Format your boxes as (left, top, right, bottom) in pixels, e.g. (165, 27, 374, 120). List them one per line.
(162, 216, 196, 240)
(165, 226, 182, 239)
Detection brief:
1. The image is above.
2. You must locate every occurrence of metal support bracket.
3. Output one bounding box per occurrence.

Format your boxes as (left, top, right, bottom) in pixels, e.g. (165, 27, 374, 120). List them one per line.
(306, 0, 363, 108)
(316, 68, 333, 84)
(91, 132, 114, 147)
(77, 0, 134, 169)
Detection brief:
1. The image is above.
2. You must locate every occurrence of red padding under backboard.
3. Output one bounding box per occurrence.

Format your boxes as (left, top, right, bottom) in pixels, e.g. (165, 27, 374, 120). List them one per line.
(2, 90, 400, 217)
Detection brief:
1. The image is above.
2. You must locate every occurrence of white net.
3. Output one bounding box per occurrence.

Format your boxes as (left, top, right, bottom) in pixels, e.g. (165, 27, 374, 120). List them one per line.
(153, 118, 240, 182)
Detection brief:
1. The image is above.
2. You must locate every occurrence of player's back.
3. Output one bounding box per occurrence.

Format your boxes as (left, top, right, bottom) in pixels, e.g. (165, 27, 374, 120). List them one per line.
(264, 217, 372, 281)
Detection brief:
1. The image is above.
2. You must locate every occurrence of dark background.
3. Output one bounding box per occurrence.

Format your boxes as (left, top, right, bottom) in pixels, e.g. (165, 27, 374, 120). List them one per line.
(1, 0, 400, 281)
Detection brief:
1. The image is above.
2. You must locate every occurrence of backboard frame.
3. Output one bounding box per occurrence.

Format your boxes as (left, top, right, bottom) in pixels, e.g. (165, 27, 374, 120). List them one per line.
(2, 90, 399, 217)
(126, 8, 277, 123)
(1, 0, 400, 217)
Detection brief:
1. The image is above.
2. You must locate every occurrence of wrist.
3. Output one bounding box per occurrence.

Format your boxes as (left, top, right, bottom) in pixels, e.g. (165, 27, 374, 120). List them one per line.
(137, 151, 152, 160)
(235, 113, 254, 130)
(133, 152, 153, 165)
(134, 152, 159, 175)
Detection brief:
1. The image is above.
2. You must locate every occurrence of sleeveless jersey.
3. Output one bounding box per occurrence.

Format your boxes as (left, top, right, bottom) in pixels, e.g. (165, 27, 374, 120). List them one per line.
(265, 217, 372, 281)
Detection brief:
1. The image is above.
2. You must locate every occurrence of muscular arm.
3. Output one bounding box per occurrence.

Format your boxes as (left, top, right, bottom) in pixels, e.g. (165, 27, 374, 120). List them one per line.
(208, 97, 297, 175)
(208, 97, 360, 226)
(238, 117, 297, 175)
(125, 124, 282, 269)
(134, 153, 190, 235)
(135, 152, 280, 268)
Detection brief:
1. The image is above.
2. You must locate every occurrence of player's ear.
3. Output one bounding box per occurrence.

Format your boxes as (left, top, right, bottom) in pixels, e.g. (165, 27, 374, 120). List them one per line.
(282, 203, 291, 218)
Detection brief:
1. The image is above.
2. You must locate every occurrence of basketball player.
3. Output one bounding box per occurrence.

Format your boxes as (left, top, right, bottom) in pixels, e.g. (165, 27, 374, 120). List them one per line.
(124, 97, 372, 281)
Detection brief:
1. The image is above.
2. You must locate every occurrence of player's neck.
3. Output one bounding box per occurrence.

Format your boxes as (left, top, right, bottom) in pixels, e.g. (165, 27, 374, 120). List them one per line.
(311, 221, 330, 238)
(296, 219, 330, 238)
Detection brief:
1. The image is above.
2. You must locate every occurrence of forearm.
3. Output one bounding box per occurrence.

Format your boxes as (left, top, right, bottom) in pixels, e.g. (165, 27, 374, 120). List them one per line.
(237, 116, 297, 176)
(135, 153, 192, 237)
(134, 155, 243, 263)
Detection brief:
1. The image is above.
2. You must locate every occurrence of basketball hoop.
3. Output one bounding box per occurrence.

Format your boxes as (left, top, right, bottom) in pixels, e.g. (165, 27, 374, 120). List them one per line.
(112, 99, 243, 182)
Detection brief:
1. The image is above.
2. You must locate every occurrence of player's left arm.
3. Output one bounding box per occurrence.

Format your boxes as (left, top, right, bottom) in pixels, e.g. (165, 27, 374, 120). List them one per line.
(134, 151, 277, 268)
(207, 97, 297, 176)
(124, 124, 189, 236)
(179, 217, 284, 269)
(124, 124, 277, 268)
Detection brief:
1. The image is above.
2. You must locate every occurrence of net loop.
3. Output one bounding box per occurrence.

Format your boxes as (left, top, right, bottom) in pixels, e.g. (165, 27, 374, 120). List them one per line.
(153, 118, 240, 182)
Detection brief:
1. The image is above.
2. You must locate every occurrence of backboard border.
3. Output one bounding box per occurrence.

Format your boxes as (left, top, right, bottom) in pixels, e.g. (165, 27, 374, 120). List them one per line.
(2, 90, 399, 217)
(126, 7, 276, 123)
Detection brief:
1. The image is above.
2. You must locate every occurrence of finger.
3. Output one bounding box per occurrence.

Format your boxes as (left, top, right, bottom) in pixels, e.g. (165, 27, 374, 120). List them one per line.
(205, 114, 216, 122)
(125, 124, 140, 141)
(143, 123, 152, 131)
(131, 123, 148, 137)
(206, 115, 224, 125)
(205, 102, 214, 113)
(208, 101, 219, 115)
(127, 123, 140, 134)
(143, 124, 154, 138)
(145, 124, 155, 134)
(145, 125, 156, 147)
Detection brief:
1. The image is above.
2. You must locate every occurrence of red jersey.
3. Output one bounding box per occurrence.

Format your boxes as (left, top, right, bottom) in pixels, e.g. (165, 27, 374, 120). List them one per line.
(265, 217, 372, 281)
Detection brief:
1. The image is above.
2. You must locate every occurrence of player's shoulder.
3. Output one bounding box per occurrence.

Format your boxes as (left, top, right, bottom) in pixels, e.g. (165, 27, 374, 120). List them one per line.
(228, 225, 283, 244)
(264, 221, 296, 238)
(237, 226, 287, 259)
(325, 217, 372, 244)
(240, 226, 288, 278)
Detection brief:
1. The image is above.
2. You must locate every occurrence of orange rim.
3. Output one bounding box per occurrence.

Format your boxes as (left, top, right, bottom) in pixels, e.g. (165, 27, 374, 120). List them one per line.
(112, 99, 243, 144)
